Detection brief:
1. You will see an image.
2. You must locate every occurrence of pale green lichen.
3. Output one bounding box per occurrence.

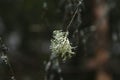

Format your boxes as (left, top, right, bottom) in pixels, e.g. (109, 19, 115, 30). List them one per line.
(50, 30, 75, 61)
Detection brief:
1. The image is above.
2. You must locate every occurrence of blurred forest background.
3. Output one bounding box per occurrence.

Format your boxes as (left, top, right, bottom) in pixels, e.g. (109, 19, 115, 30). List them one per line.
(0, 0, 120, 80)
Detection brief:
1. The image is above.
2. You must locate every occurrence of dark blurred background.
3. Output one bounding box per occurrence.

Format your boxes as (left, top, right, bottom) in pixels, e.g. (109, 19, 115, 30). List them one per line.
(0, 0, 63, 80)
(0, 0, 120, 80)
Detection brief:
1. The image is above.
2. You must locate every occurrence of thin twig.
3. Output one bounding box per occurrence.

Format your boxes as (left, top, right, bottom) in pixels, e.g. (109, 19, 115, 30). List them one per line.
(65, 0, 83, 31)
(0, 38, 16, 80)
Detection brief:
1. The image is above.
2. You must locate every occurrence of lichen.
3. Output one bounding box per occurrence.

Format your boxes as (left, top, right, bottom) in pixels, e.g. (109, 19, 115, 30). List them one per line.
(50, 30, 75, 61)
